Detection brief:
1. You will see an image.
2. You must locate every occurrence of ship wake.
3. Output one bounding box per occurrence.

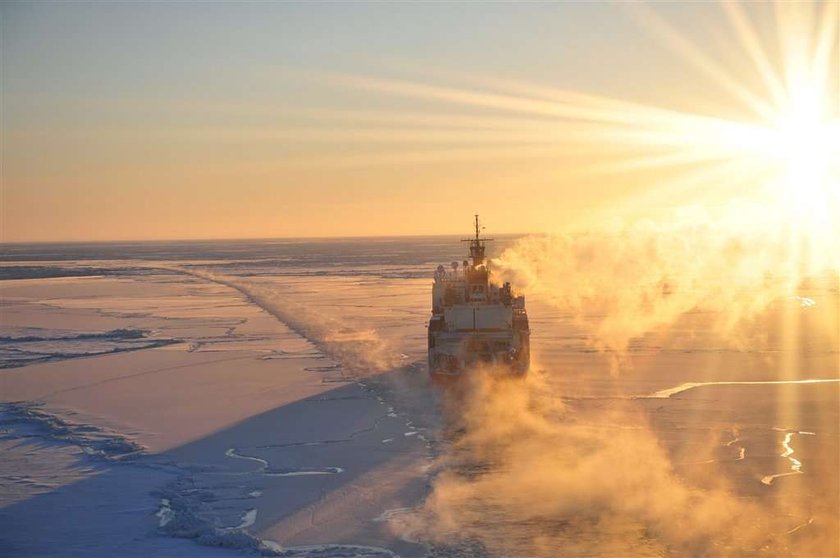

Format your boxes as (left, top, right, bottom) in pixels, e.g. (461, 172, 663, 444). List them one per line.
(171, 267, 404, 376)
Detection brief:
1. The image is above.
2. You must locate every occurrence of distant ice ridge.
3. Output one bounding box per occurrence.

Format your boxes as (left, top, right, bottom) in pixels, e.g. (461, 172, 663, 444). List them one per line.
(0, 327, 180, 369)
(0, 327, 147, 343)
(0, 402, 144, 462)
(0, 265, 167, 281)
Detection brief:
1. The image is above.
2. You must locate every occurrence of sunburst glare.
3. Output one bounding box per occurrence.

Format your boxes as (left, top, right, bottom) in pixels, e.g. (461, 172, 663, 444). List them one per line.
(312, 1, 838, 267)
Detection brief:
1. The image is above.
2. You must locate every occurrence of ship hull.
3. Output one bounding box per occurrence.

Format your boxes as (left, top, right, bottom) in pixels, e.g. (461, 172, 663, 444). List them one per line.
(427, 328, 529, 382)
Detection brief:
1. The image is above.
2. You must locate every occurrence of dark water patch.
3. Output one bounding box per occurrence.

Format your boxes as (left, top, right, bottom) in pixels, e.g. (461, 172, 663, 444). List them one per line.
(0, 339, 181, 369)
(0, 328, 181, 369)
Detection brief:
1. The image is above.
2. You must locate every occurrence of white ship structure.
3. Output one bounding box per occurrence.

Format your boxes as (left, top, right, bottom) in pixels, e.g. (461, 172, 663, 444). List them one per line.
(428, 216, 530, 380)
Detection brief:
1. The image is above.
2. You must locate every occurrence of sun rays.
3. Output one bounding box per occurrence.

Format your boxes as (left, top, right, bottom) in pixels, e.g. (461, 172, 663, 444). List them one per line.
(293, 3, 839, 218)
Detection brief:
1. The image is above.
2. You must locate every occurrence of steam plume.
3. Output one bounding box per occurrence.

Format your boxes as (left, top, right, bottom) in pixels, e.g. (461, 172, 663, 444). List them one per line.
(493, 204, 838, 372)
(406, 371, 806, 557)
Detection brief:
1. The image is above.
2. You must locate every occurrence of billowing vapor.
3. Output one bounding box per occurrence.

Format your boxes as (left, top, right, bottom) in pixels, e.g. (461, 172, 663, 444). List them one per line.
(492, 204, 838, 372)
(400, 371, 818, 557)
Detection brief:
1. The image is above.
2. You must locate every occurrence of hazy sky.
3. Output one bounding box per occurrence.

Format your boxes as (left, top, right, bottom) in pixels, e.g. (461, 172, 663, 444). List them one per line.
(1, 2, 831, 241)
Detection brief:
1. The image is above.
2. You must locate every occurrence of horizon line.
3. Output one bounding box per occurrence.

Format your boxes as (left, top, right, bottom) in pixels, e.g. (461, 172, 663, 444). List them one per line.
(0, 230, 535, 247)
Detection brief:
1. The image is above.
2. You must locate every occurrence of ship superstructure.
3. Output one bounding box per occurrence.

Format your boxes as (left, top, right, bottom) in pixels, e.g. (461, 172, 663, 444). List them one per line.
(428, 216, 530, 379)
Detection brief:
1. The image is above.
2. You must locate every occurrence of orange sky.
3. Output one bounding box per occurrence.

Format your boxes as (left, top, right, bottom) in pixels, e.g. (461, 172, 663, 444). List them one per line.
(2, 2, 837, 241)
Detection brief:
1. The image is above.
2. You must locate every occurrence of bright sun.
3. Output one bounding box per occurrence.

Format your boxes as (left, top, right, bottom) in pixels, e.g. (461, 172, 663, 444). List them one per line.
(639, 1, 840, 239)
(764, 83, 839, 223)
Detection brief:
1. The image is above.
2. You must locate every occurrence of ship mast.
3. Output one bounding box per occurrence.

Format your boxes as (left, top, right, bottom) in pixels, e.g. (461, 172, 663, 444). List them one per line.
(462, 214, 493, 268)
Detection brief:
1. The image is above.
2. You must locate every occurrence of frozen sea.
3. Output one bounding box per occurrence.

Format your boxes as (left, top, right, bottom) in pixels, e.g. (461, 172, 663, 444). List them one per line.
(1, 237, 838, 557)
